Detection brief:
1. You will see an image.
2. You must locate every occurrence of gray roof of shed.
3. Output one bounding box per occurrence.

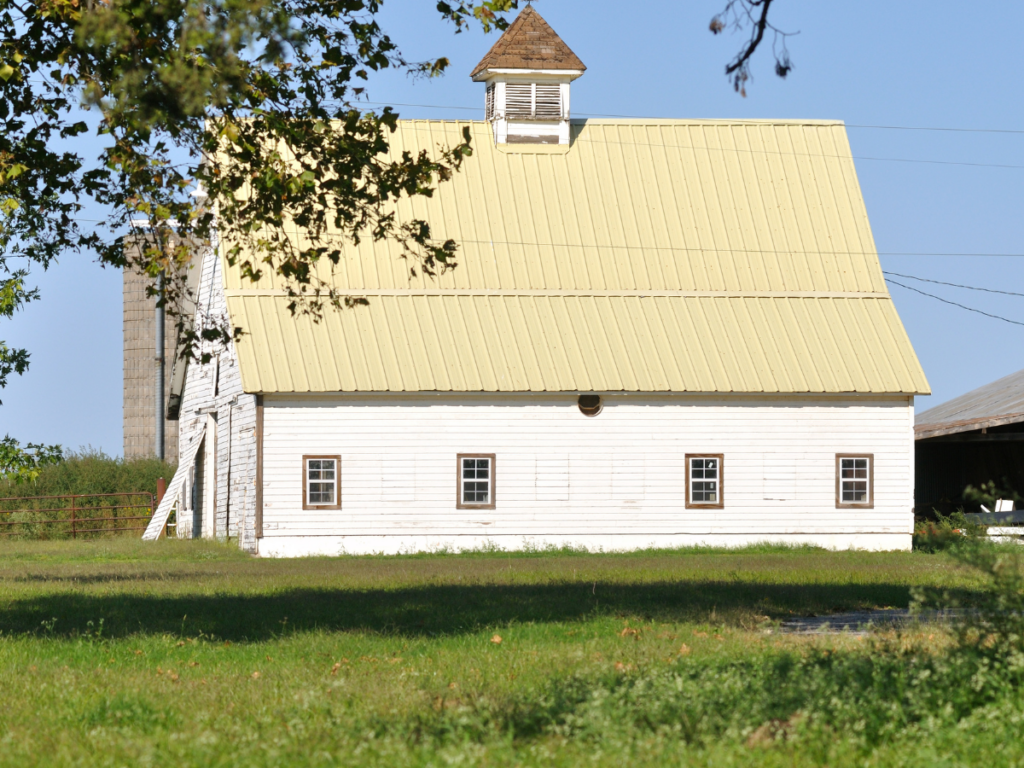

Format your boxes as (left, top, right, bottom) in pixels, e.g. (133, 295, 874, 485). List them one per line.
(916, 367, 1024, 439)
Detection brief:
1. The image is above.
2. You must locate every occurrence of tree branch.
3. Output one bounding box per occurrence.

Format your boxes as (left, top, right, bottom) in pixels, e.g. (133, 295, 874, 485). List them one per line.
(723, 0, 772, 76)
(710, 0, 796, 95)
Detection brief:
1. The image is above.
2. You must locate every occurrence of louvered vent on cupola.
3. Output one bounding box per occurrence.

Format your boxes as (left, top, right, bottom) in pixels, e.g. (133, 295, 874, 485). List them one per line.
(504, 84, 562, 119)
(485, 83, 495, 120)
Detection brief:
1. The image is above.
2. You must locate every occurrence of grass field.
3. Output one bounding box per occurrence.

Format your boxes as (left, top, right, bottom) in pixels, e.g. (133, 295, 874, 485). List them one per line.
(0, 540, 1021, 767)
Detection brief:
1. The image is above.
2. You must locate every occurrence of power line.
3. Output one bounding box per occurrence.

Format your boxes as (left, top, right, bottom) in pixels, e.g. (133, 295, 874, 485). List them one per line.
(567, 134, 1024, 170)
(876, 257, 1024, 264)
(14, 87, 1024, 170)
(313, 232, 1024, 259)
(62, 221, 1024, 260)
(846, 123, 1024, 136)
(883, 271, 1024, 298)
(356, 100, 1024, 136)
(21, 82, 1024, 136)
(382, 118, 1024, 171)
(885, 277, 1024, 327)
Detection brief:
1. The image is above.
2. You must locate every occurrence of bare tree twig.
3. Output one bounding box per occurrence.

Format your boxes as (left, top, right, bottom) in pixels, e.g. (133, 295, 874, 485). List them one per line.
(710, 0, 797, 96)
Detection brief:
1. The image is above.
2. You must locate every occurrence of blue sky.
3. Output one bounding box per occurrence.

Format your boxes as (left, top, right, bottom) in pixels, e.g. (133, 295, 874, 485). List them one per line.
(4, 0, 1024, 456)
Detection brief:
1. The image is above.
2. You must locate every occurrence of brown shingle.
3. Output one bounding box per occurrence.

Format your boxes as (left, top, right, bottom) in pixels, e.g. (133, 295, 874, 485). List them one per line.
(470, 5, 586, 78)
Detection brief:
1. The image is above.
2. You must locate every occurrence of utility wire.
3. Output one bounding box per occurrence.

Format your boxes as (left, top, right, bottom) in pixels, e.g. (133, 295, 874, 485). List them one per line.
(883, 271, 1024, 298)
(355, 100, 1024, 136)
(885, 277, 1024, 327)
(21, 82, 1024, 136)
(383, 119, 1024, 171)
(64, 220, 1024, 260)
(846, 124, 1024, 135)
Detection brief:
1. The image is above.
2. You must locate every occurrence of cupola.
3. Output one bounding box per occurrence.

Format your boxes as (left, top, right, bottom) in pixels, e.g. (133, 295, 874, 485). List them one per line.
(470, 4, 586, 145)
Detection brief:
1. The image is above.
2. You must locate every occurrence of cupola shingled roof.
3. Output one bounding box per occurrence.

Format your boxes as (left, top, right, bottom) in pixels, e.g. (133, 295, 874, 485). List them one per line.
(470, 5, 586, 77)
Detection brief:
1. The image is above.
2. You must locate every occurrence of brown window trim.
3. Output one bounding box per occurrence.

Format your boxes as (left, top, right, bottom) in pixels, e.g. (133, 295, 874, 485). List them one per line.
(836, 453, 874, 509)
(685, 453, 724, 509)
(457, 453, 497, 510)
(302, 455, 342, 511)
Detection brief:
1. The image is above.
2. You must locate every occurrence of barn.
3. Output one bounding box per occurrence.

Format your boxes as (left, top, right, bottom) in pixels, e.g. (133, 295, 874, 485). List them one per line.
(144, 6, 929, 555)
(915, 367, 1024, 513)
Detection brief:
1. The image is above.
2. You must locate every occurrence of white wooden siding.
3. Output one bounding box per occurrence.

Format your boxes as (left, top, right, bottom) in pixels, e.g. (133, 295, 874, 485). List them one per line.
(258, 394, 914, 554)
(174, 245, 259, 551)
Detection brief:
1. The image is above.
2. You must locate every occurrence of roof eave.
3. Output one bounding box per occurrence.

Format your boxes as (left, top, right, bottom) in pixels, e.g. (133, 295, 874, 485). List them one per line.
(916, 411, 1024, 440)
(471, 67, 585, 82)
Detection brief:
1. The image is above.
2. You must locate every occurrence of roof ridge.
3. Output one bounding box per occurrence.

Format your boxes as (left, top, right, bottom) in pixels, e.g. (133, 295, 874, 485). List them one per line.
(389, 118, 846, 127)
(225, 289, 893, 298)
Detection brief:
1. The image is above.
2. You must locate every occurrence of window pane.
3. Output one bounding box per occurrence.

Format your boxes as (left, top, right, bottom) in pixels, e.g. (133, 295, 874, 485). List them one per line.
(689, 457, 721, 504)
(309, 481, 334, 504)
(463, 458, 489, 479)
(692, 480, 718, 503)
(843, 481, 868, 502)
(839, 457, 869, 504)
(307, 459, 337, 505)
(691, 458, 717, 479)
(463, 481, 490, 503)
(695, 486, 716, 502)
(461, 457, 492, 505)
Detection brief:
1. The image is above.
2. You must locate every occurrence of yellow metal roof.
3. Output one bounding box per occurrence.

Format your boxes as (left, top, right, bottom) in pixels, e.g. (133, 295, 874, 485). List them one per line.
(221, 119, 930, 395)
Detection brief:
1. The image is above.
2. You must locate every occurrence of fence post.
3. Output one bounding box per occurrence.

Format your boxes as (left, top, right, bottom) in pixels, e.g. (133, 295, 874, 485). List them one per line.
(156, 477, 167, 539)
(70, 495, 76, 540)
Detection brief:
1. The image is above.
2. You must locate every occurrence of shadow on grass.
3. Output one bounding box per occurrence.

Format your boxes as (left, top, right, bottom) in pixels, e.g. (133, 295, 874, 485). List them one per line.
(0, 581, 984, 641)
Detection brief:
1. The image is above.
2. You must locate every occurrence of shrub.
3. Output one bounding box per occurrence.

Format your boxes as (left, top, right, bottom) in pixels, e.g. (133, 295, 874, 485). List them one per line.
(0, 448, 175, 499)
(0, 449, 176, 539)
(913, 509, 976, 552)
(963, 479, 1022, 511)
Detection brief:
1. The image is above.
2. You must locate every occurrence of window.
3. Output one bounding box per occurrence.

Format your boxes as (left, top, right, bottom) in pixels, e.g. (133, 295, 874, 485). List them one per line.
(485, 83, 495, 120)
(303, 455, 341, 510)
(457, 454, 496, 509)
(686, 454, 723, 509)
(836, 454, 873, 508)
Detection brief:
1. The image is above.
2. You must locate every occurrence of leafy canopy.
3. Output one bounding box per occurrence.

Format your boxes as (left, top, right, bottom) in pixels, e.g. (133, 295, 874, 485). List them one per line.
(0, 0, 787, 476)
(0, 0, 517, 475)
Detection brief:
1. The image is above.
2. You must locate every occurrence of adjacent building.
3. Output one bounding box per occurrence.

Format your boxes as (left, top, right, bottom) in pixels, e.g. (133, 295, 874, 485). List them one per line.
(122, 239, 179, 462)
(915, 368, 1024, 512)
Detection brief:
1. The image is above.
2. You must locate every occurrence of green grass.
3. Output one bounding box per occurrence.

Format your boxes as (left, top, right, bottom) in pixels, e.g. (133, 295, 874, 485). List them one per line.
(0, 540, 1019, 767)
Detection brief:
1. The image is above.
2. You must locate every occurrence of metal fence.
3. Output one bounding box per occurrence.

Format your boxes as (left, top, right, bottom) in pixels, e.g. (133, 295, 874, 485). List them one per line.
(0, 492, 156, 538)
